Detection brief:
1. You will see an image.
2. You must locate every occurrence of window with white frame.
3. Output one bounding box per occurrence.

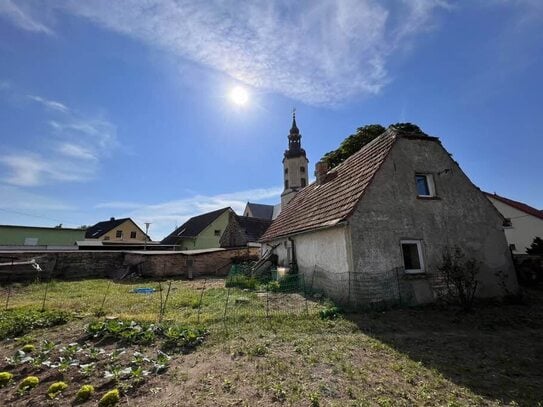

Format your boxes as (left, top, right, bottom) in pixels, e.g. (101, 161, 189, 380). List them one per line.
(415, 173, 435, 197)
(401, 240, 425, 273)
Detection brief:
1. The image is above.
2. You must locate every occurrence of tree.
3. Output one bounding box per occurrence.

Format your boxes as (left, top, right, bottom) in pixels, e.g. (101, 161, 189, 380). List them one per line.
(321, 122, 428, 169)
(526, 236, 543, 255)
(322, 124, 385, 169)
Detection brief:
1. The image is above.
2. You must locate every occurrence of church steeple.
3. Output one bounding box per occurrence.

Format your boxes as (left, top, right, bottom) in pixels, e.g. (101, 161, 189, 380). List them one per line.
(281, 110, 309, 208)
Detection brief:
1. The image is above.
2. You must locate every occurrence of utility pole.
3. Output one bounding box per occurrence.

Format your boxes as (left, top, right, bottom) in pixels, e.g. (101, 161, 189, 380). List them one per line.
(144, 222, 151, 251)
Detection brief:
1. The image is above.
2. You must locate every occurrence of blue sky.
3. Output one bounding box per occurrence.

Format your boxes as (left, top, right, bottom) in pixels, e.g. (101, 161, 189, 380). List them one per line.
(0, 0, 542, 240)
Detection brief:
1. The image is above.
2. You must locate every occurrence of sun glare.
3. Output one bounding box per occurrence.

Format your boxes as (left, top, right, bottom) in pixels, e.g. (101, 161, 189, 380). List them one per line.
(230, 86, 249, 106)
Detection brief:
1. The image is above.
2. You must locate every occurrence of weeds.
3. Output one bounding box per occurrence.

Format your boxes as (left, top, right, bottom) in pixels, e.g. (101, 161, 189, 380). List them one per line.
(0, 309, 70, 340)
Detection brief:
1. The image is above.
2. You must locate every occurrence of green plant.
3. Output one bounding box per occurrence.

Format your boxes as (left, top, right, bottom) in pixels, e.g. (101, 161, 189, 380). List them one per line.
(308, 391, 320, 407)
(47, 381, 68, 399)
(18, 375, 39, 392)
(0, 309, 70, 340)
(225, 274, 259, 290)
(319, 305, 342, 320)
(75, 384, 94, 402)
(0, 371, 14, 387)
(21, 344, 35, 353)
(99, 389, 120, 406)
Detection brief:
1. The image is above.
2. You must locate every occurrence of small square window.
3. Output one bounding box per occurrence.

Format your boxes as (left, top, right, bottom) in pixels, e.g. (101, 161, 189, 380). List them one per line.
(509, 243, 516, 251)
(130, 231, 137, 239)
(284, 168, 288, 174)
(503, 218, 512, 228)
(300, 166, 305, 173)
(103, 236, 110, 241)
(115, 230, 123, 238)
(415, 174, 435, 197)
(214, 230, 221, 236)
(401, 240, 425, 273)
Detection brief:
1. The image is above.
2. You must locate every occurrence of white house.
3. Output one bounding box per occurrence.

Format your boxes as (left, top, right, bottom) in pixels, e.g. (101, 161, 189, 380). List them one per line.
(485, 192, 543, 254)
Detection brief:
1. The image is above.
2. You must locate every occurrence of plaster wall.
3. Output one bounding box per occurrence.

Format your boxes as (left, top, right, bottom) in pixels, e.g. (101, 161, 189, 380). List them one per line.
(177, 210, 231, 250)
(97, 220, 147, 242)
(349, 137, 517, 305)
(486, 197, 543, 254)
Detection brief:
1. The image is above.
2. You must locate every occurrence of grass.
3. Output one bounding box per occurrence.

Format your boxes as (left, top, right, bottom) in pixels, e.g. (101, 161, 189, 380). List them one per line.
(1, 278, 542, 406)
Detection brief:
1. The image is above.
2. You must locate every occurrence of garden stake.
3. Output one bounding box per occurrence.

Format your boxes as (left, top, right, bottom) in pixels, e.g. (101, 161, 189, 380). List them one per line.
(197, 278, 207, 324)
(41, 271, 52, 312)
(223, 287, 231, 329)
(98, 280, 112, 315)
(5, 262, 13, 310)
(157, 281, 164, 322)
(160, 280, 173, 322)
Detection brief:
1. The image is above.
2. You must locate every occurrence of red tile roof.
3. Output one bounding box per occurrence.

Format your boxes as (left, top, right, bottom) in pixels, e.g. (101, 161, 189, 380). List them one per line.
(484, 192, 543, 221)
(261, 128, 413, 242)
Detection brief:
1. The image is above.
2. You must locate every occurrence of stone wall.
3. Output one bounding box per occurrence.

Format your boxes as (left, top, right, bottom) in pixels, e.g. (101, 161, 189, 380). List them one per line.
(0, 247, 258, 283)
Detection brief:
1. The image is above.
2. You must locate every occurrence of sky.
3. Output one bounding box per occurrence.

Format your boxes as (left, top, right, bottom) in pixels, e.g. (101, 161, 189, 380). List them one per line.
(0, 0, 542, 240)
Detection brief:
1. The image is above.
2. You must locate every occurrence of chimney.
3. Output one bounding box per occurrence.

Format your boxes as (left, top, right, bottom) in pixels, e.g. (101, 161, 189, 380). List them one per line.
(314, 160, 329, 185)
(110, 217, 115, 221)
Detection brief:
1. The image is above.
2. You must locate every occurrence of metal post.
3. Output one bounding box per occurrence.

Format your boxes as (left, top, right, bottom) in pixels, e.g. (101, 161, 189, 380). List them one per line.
(144, 222, 151, 251)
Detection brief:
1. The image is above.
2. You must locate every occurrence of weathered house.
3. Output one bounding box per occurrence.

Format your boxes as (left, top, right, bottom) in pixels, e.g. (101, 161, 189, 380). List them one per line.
(485, 192, 543, 254)
(85, 217, 149, 242)
(260, 126, 517, 307)
(162, 207, 272, 250)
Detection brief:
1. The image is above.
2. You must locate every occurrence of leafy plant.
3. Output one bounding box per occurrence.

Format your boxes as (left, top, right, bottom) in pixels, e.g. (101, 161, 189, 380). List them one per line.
(225, 274, 260, 290)
(21, 344, 35, 353)
(18, 375, 39, 392)
(99, 389, 120, 406)
(0, 371, 14, 387)
(0, 309, 70, 340)
(319, 305, 342, 320)
(47, 381, 68, 399)
(75, 384, 94, 402)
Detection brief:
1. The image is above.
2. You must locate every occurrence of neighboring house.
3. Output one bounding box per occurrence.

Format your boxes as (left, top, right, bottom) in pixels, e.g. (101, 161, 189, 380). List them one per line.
(485, 192, 543, 254)
(243, 202, 281, 221)
(260, 126, 517, 308)
(162, 207, 272, 250)
(0, 225, 85, 249)
(85, 217, 149, 242)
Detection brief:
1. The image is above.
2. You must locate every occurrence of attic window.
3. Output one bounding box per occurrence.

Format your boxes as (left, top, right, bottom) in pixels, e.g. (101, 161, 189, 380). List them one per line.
(415, 174, 435, 197)
(214, 229, 221, 236)
(130, 231, 137, 239)
(116, 230, 123, 238)
(503, 218, 512, 228)
(401, 240, 425, 274)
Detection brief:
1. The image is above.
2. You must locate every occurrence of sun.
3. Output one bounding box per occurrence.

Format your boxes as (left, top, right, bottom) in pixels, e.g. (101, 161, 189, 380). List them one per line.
(229, 86, 249, 106)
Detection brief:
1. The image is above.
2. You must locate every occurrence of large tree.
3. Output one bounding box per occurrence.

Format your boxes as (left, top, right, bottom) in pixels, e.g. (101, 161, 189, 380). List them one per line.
(526, 236, 543, 255)
(322, 122, 427, 169)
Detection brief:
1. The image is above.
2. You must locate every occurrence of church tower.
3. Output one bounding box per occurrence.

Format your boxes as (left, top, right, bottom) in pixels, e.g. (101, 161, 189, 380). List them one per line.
(281, 111, 309, 208)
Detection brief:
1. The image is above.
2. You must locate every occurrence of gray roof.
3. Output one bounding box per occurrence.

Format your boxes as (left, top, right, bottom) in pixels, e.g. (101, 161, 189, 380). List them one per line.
(245, 202, 275, 220)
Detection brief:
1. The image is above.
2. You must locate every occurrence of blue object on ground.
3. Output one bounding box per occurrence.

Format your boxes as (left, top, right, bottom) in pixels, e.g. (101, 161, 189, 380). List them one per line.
(132, 287, 155, 294)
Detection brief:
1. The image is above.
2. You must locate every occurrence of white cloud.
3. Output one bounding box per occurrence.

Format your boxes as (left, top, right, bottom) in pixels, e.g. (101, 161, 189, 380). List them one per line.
(27, 95, 69, 113)
(95, 186, 282, 240)
(0, 90, 117, 187)
(47, 0, 449, 106)
(0, 0, 53, 35)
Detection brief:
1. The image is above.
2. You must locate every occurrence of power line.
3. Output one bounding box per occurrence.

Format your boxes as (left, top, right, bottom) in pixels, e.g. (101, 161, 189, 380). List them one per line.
(0, 207, 78, 226)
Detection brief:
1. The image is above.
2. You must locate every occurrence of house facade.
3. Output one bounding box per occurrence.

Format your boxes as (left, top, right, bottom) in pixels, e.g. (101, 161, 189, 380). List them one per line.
(0, 225, 85, 249)
(485, 192, 543, 254)
(85, 217, 148, 242)
(261, 127, 517, 308)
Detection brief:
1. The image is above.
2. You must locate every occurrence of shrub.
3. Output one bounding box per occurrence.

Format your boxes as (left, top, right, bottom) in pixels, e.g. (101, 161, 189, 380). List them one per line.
(75, 384, 94, 402)
(18, 376, 39, 392)
(319, 305, 342, 320)
(0, 371, 13, 387)
(99, 389, 120, 406)
(438, 247, 480, 311)
(47, 381, 68, 399)
(0, 309, 70, 340)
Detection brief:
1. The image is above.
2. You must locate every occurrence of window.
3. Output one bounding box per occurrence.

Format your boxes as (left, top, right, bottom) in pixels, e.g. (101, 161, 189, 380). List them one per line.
(415, 174, 435, 197)
(300, 166, 305, 173)
(116, 230, 123, 238)
(24, 237, 38, 246)
(130, 231, 137, 239)
(503, 218, 512, 228)
(401, 240, 425, 273)
(509, 244, 516, 251)
(214, 229, 221, 236)
(104, 236, 110, 241)
(301, 178, 306, 187)
(285, 180, 289, 189)
(284, 168, 288, 174)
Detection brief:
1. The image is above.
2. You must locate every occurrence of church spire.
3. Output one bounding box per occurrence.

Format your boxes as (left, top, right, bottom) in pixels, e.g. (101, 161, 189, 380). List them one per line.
(290, 108, 299, 134)
(285, 109, 305, 158)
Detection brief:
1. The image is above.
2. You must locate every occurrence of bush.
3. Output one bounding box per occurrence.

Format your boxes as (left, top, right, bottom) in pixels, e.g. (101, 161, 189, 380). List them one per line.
(438, 247, 480, 311)
(0, 309, 70, 340)
(0, 371, 13, 387)
(319, 305, 342, 320)
(47, 381, 68, 399)
(75, 384, 94, 402)
(99, 389, 120, 406)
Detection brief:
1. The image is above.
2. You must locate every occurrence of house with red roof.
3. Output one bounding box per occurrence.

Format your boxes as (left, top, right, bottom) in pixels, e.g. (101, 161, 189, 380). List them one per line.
(260, 125, 518, 308)
(485, 192, 543, 254)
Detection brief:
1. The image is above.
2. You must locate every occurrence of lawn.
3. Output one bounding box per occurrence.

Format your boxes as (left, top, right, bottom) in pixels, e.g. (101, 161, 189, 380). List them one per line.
(0, 278, 542, 406)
